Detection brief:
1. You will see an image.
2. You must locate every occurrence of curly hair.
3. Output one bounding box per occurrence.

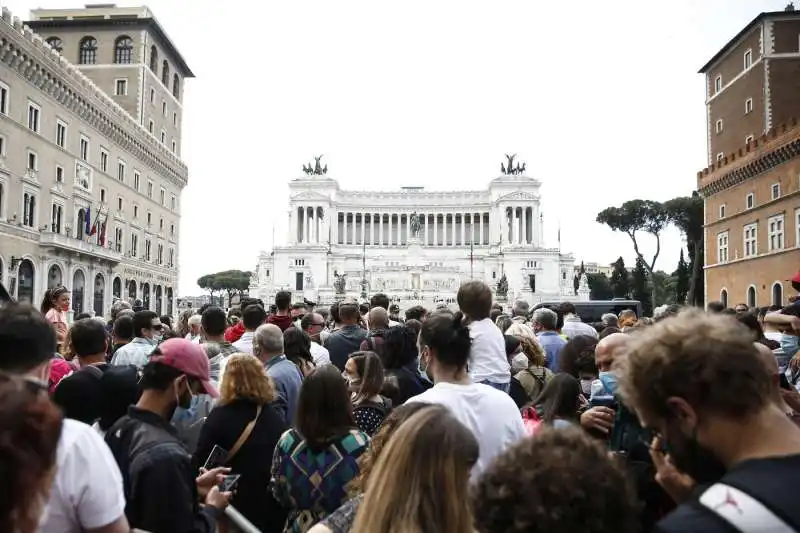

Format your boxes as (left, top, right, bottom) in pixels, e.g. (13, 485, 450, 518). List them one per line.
(219, 353, 277, 406)
(0, 375, 63, 533)
(473, 426, 639, 533)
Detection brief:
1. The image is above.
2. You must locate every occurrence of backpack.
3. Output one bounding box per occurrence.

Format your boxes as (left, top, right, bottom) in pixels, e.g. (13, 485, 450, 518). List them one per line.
(519, 367, 551, 401)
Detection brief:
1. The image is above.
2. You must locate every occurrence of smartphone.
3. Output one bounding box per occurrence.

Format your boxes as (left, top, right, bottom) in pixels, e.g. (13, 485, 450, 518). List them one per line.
(203, 445, 228, 470)
(218, 474, 240, 492)
(589, 396, 617, 409)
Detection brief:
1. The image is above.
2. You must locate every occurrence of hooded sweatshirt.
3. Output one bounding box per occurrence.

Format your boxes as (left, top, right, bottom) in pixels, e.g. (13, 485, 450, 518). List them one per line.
(267, 313, 294, 332)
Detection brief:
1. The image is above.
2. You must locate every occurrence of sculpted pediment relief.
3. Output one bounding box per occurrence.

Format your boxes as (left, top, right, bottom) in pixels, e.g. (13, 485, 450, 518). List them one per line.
(290, 191, 331, 202)
(497, 191, 539, 202)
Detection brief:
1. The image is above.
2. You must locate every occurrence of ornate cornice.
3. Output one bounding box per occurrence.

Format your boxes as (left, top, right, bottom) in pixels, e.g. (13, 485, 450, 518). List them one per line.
(0, 17, 188, 188)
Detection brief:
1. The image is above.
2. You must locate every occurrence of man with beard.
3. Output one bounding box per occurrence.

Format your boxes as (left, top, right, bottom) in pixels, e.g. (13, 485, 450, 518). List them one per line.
(105, 339, 232, 532)
(616, 309, 800, 533)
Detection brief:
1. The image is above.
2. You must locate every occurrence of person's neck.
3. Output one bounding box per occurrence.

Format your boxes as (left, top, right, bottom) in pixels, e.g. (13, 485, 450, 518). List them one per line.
(716, 406, 800, 467)
(432, 366, 471, 386)
(342, 321, 358, 328)
(260, 351, 282, 364)
(136, 335, 153, 343)
(276, 309, 290, 317)
(204, 334, 225, 343)
(137, 391, 176, 421)
(78, 354, 106, 367)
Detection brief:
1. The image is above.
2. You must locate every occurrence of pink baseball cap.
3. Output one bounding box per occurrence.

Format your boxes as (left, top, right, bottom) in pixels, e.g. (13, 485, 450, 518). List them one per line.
(149, 338, 218, 398)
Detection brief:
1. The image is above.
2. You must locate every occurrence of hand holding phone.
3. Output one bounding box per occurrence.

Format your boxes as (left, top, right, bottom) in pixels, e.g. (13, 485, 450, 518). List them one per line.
(203, 444, 228, 471)
(218, 474, 240, 492)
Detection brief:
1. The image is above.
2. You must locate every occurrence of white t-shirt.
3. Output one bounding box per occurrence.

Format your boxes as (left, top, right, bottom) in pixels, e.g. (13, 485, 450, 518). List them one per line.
(310, 341, 331, 366)
(468, 318, 511, 384)
(38, 419, 126, 533)
(407, 382, 525, 482)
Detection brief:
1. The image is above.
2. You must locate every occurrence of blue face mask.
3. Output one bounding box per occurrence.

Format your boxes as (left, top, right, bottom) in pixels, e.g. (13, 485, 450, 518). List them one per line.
(782, 334, 799, 358)
(598, 371, 618, 396)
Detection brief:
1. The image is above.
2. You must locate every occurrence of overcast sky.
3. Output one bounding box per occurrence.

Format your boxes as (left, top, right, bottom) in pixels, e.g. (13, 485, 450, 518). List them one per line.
(7, 0, 791, 294)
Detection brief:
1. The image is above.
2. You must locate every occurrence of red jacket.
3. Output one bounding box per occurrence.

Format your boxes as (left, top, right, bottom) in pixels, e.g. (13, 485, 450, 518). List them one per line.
(267, 314, 294, 332)
(224, 322, 246, 343)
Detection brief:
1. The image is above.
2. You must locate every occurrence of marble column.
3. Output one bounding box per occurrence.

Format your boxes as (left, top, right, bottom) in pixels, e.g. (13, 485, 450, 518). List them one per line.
(379, 213, 384, 245)
(522, 207, 527, 245)
(433, 213, 438, 246)
(360, 213, 365, 245)
(388, 214, 393, 246)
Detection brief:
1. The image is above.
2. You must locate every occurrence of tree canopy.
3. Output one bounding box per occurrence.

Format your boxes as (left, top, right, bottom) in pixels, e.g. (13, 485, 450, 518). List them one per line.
(610, 257, 630, 299)
(587, 273, 613, 300)
(197, 270, 252, 304)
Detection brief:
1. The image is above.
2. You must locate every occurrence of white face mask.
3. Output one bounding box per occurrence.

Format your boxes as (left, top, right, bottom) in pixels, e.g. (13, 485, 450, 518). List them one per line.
(580, 379, 593, 396)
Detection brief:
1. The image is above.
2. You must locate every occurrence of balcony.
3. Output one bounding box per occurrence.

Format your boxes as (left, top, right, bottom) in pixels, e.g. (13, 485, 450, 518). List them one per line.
(38, 231, 122, 264)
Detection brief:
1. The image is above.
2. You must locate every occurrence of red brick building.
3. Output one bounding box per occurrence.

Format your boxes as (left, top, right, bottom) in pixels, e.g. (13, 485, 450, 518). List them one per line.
(698, 8, 800, 308)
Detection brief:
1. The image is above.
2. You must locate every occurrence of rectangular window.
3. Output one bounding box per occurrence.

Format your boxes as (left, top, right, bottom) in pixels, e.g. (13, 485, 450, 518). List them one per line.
(147, 181, 153, 199)
(79, 136, 89, 161)
(160, 188, 165, 205)
(159, 217, 164, 231)
(134, 205, 139, 219)
(744, 49, 752, 69)
(171, 196, 176, 210)
(0, 135, 5, 156)
(171, 140, 176, 154)
(115, 79, 127, 96)
(117, 197, 123, 211)
(746, 193, 754, 209)
(715, 119, 723, 133)
(115, 228, 123, 252)
(745, 98, 753, 114)
(147, 212, 152, 226)
(170, 223, 175, 236)
(768, 215, 784, 251)
(130, 233, 138, 257)
(717, 232, 729, 263)
(100, 149, 108, 172)
(173, 112, 177, 126)
(117, 160, 126, 182)
(51, 203, 62, 233)
(714, 75, 722, 93)
(148, 120, 154, 134)
(0, 82, 8, 115)
(162, 101, 167, 117)
(745, 134, 754, 145)
(719, 204, 726, 219)
(772, 183, 781, 200)
(743, 223, 757, 257)
(145, 239, 151, 261)
(56, 120, 67, 148)
(134, 171, 141, 192)
(160, 130, 166, 144)
(150, 88, 155, 104)
(27, 102, 40, 132)
(55, 166, 64, 183)
(27, 151, 37, 171)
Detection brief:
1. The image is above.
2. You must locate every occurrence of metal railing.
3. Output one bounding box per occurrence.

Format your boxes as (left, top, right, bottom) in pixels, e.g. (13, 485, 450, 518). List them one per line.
(130, 505, 262, 533)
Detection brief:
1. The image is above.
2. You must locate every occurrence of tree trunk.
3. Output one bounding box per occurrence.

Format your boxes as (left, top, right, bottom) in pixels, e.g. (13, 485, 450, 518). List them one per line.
(687, 239, 704, 307)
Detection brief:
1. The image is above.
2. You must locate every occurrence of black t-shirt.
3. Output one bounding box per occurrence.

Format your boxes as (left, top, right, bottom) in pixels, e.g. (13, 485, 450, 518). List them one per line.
(656, 455, 800, 533)
(52, 363, 140, 430)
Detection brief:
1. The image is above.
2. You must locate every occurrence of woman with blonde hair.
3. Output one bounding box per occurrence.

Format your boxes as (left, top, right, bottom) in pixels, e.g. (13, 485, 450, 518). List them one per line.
(506, 322, 553, 403)
(350, 405, 479, 533)
(192, 353, 288, 533)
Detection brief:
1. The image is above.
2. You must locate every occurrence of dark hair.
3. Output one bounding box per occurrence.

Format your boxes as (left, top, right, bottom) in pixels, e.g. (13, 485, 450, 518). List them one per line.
(370, 293, 390, 310)
(418, 313, 472, 369)
(721, 308, 738, 316)
(283, 327, 314, 368)
(69, 318, 107, 357)
(113, 315, 135, 341)
(457, 281, 493, 320)
(404, 318, 422, 340)
(0, 304, 57, 373)
(404, 305, 426, 322)
(197, 303, 212, 316)
(159, 315, 173, 329)
(296, 364, 355, 449)
(350, 351, 385, 403)
(339, 302, 360, 322)
(0, 376, 63, 533)
(140, 361, 189, 391)
(737, 312, 766, 341)
(201, 306, 227, 337)
(557, 335, 598, 377)
(133, 310, 158, 338)
(242, 304, 267, 330)
(329, 302, 341, 324)
(359, 303, 370, 316)
(504, 335, 521, 357)
(275, 291, 292, 311)
(161, 329, 182, 341)
(490, 308, 502, 323)
(382, 325, 420, 369)
(473, 427, 640, 533)
(291, 302, 307, 311)
(534, 374, 582, 424)
(707, 301, 725, 313)
(599, 326, 622, 339)
(39, 286, 68, 315)
(559, 302, 576, 316)
(75, 312, 92, 321)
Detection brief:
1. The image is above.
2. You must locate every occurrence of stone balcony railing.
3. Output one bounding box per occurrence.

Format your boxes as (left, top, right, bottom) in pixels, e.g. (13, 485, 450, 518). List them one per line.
(38, 231, 122, 263)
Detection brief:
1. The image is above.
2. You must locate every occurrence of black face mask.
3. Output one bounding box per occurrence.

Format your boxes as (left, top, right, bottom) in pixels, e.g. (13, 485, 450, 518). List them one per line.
(665, 426, 727, 485)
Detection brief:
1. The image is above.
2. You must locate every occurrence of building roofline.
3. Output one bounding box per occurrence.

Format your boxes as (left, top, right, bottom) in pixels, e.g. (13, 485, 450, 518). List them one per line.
(25, 16, 194, 77)
(698, 10, 800, 74)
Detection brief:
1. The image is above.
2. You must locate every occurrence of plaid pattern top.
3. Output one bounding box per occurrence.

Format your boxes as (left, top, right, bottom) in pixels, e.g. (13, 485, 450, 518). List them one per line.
(271, 428, 369, 533)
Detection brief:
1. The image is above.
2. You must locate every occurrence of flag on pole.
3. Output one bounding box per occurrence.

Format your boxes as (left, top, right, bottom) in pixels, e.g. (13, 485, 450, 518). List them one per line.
(84, 206, 91, 236)
(99, 212, 107, 246)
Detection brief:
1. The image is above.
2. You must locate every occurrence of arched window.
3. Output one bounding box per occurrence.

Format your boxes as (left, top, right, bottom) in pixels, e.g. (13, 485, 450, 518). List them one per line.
(720, 289, 728, 308)
(72, 270, 85, 314)
(78, 36, 97, 65)
(155, 285, 163, 315)
(46, 36, 63, 53)
(142, 283, 151, 310)
(94, 273, 105, 316)
(149, 45, 158, 73)
(172, 74, 180, 99)
(747, 286, 757, 308)
(17, 259, 35, 304)
(166, 287, 173, 316)
(48, 264, 63, 289)
(76, 209, 86, 238)
(114, 36, 133, 64)
(113, 277, 122, 299)
(773, 282, 784, 307)
(161, 60, 170, 86)
(128, 279, 137, 300)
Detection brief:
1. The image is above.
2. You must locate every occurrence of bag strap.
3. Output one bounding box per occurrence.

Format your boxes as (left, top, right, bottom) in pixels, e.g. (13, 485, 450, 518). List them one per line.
(224, 405, 262, 464)
(698, 482, 798, 533)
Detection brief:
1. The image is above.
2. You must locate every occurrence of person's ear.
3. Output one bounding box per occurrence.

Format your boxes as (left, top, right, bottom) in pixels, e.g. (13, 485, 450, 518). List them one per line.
(665, 397, 697, 430)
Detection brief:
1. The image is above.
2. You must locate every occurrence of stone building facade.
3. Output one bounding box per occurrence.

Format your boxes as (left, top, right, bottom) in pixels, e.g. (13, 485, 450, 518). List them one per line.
(0, 4, 191, 317)
(698, 8, 800, 308)
(251, 165, 581, 309)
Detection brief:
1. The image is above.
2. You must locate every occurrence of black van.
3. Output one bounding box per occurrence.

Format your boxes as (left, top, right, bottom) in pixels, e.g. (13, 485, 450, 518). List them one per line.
(532, 300, 642, 328)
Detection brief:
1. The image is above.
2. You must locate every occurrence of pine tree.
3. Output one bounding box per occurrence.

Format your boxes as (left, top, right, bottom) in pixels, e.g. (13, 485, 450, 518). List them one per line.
(673, 249, 691, 304)
(610, 257, 630, 299)
(632, 256, 652, 316)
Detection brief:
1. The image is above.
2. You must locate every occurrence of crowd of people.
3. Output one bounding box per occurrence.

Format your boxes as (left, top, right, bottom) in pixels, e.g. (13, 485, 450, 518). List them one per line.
(1, 276, 799, 533)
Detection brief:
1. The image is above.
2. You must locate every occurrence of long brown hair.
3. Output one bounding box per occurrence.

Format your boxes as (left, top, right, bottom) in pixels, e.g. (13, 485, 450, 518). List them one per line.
(295, 364, 356, 449)
(349, 351, 384, 404)
(351, 405, 478, 533)
(40, 286, 68, 315)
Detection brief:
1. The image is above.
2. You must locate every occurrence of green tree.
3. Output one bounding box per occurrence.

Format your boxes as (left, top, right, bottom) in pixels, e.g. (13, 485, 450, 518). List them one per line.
(610, 257, 630, 299)
(650, 270, 675, 307)
(663, 193, 704, 307)
(673, 249, 691, 305)
(587, 273, 614, 300)
(198, 270, 252, 306)
(631, 256, 653, 316)
(597, 199, 669, 308)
